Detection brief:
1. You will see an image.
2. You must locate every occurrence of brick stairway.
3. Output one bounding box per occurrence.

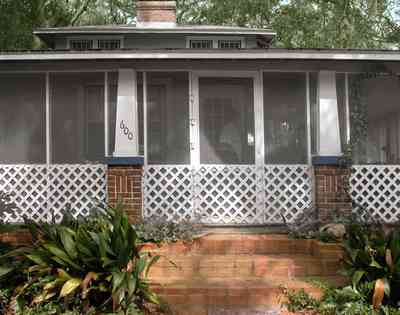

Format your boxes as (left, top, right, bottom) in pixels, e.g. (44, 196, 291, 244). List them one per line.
(146, 234, 347, 315)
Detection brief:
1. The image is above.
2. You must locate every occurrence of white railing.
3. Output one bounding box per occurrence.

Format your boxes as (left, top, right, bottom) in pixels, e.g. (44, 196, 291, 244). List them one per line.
(0, 164, 107, 223)
(144, 164, 313, 225)
(350, 165, 400, 223)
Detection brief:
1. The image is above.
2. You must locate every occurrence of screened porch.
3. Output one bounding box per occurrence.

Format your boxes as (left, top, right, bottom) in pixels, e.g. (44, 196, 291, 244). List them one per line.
(1, 65, 400, 224)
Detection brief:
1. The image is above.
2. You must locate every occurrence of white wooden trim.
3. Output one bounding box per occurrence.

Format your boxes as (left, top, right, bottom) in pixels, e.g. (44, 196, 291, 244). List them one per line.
(345, 72, 351, 144)
(45, 72, 51, 165)
(190, 72, 200, 166)
(104, 72, 109, 157)
(143, 72, 148, 165)
(4, 51, 400, 61)
(191, 70, 258, 78)
(254, 71, 264, 167)
(306, 72, 312, 164)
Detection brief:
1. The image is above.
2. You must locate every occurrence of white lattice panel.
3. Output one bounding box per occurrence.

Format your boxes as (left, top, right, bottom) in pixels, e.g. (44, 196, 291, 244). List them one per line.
(144, 166, 194, 221)
(350, 165, 400, 223)
(195, 165, 261, 225)
(264, 165, 313, 223)
(48, 165, 107, 221)
(0, 164, 107, 223)
(0, 165, 48, 222)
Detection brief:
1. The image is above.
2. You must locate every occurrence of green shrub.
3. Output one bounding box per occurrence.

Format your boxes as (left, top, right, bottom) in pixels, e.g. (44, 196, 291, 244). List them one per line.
(283, 284, 400, 315)
(342, 223, 400, 308)
(0, 203, 169, 315)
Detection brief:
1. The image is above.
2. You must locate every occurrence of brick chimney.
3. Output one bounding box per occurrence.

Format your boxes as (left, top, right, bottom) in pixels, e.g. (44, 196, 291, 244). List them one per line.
(136, 1, 177, 28)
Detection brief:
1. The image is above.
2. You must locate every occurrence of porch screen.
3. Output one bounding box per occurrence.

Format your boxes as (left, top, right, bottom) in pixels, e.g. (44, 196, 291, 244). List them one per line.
(349, 74, 400, 164)
(51, 73, 105, 163)
(0, 74, 46, 163)
(199, 77, 255, 164)
(263, 72, 307, 164)
(146, 72, 190, 164)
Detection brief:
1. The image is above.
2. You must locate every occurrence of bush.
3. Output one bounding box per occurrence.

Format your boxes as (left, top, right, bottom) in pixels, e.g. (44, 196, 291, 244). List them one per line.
(283, 283, 400, 315)
(135, 216, 200, 244)
(342, 222, 400, 308)
(0, 204, 169, 315)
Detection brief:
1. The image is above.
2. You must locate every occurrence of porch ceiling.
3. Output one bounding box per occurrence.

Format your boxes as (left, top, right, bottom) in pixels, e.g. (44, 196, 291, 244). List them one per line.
(1, 48, 400, 62)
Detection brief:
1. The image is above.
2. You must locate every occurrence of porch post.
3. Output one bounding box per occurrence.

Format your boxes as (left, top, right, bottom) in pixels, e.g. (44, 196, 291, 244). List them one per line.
(114, 69, 139, 157)
(318, 71, 341, 156)
(313, 71, 351, 223)
(107, 69, 144, 223)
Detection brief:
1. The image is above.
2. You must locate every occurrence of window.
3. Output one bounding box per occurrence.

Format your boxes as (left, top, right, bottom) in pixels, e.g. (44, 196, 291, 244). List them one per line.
(146, 72, 190, 164)
(68, 38, 123, 50)
(218, 40, 242, 49)
(187, 37, 245, 49)
(69, 39, 93, 50)
(98, 39, 121, 50)
(263, 72, 308, 164)
(190, 40, 213, 49)
(51, 73, 105, 163)
(349, 74, 400, 164)
(0, 74, 46, 163)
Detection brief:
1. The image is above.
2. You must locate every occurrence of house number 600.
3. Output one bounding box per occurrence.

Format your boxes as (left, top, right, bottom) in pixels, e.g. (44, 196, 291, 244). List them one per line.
(120, 120, 133, 141)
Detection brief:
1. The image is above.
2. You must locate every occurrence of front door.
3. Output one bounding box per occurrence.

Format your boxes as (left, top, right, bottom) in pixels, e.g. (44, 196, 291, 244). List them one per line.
(191, 72, 263, 224)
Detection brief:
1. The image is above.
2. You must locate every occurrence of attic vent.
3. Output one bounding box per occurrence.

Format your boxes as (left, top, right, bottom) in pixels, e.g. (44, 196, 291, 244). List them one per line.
(218, 40, 242, 49)
(69, 39, 93, 50)
(98, 39, 121, 50)
(190, 40, 213, 49)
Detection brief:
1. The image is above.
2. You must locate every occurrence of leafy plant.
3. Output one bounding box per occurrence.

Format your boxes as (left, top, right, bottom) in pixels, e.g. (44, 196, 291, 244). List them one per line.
(0, 203, 169, 315)
(134, 216, 200, 244)
(283, 283, 400, 315)
(341, 222, 400, 308)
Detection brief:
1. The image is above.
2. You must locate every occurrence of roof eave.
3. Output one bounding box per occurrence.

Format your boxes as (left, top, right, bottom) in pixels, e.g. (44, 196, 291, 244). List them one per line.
(1, 50, 400, 61)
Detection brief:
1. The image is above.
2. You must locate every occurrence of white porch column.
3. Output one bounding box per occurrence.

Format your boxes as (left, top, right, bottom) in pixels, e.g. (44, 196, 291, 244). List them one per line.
(318, 71, 342, 156)
(113, 69, 139, 157)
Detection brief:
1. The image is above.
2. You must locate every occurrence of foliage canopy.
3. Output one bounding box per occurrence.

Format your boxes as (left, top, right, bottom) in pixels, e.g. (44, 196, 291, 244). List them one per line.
(0, 0, 399, 50)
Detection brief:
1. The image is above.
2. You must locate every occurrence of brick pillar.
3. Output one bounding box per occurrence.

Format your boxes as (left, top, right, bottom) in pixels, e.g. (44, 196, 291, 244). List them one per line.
(313, 159, 352, 223)
(107, 164, 143, 223)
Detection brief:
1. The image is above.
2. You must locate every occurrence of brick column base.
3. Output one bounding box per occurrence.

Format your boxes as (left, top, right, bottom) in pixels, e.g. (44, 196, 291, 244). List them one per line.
(314, 160, 352, 223)
(107, 164, 143, 223)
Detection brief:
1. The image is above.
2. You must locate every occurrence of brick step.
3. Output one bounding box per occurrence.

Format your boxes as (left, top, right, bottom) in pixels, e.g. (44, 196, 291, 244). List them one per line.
(148, 254, 342, 280)
(151, 277, 334, 312)
(167, 305, 281, 315)
(150, 234, 343, 258)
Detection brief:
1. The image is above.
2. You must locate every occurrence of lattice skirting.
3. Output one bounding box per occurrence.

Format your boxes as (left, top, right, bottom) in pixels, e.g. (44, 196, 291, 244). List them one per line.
(350, 165, 400, 223)
(0, 164, 107, 223)
(144, 164, 313, 225)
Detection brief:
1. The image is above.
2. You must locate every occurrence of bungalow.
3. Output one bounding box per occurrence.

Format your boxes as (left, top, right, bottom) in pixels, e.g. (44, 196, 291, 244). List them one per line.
(1, 0, 399, 225)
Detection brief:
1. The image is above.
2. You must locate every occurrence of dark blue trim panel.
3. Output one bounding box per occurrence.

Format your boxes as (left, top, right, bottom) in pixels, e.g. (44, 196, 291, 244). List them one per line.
(106, 156, 144, 166)
(312, 156, 342, 166)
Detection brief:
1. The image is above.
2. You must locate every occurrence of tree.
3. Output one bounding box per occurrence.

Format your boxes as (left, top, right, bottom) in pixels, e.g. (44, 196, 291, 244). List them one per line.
(0, 0, 398, 50)
(178, 0, 397, 49)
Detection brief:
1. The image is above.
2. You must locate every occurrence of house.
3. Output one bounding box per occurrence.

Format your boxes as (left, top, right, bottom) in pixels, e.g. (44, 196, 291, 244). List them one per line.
(1, 0, 400, 225)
